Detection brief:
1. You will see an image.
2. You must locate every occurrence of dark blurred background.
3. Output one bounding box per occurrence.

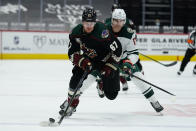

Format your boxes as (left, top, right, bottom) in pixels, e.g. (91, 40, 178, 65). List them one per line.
(0, 0, 195, 33)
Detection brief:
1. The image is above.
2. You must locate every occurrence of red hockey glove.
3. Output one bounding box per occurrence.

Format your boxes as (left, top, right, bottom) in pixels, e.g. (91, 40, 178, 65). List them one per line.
(72, 54, 92, 72)
(101, 63, 117, 77)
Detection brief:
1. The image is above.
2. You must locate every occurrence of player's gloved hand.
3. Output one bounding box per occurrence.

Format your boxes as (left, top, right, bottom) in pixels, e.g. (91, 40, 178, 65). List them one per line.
(80, 58, 92, 72)
(122, 59, 134, 76)
(72, 54, 92, 72)
(101, 63, 117, 77)
(122, 59, 140, 77)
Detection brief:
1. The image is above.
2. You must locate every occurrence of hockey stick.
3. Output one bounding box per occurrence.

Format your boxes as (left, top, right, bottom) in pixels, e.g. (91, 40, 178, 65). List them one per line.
(130, 73, 175, 96)
(140, 53, 177, 67)
(40, 70, 89, 127)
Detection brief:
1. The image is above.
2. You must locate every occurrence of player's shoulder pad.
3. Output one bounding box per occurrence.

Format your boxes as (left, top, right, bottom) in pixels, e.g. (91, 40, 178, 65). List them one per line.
(93, 21, 110, 39)
(70, 24, 83, 36)
(121, 25, 134, 39)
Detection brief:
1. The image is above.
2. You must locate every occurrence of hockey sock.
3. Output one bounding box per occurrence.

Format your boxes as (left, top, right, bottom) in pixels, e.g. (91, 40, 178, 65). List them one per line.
(120, 76, 127, 84)
(68, 88, 81, 107)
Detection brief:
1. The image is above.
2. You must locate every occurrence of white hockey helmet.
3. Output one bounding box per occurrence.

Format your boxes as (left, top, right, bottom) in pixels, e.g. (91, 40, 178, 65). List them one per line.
(112, 9, 126, 23)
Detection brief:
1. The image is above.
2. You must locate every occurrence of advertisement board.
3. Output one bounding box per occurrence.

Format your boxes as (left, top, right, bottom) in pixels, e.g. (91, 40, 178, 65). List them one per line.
(0, 31, 1, 59)
(2, 31, 69, 54)
(1, 31, 195, 60)
(137, 33, 189, 55)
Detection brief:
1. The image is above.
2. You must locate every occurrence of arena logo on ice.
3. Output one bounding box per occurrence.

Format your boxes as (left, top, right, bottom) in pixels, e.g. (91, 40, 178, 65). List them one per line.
(0, 3, 27, 14)
(45, 4, 101, 28)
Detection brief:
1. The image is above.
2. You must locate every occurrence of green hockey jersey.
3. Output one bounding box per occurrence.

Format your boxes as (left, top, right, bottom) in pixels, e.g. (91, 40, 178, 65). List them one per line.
(68, 22, 122, 70)
(106, 24, 139, 64)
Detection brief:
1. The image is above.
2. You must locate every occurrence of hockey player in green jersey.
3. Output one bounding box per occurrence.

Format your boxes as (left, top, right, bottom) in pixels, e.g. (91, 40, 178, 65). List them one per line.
(81, 9, 164, 114)
(104, 3, 143, 91)
(106, 9, 164, 113)
(59, 7, 122, 117)
(105, 3, 136, 34)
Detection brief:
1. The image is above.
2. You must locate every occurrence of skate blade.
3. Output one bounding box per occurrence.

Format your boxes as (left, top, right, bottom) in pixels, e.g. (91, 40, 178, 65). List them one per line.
(40, 121, 59, 127)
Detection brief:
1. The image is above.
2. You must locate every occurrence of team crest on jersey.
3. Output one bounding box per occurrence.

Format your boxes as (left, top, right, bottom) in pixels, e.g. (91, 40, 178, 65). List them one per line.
(127, 28, 133, 33)
(101, 30, 109, 38)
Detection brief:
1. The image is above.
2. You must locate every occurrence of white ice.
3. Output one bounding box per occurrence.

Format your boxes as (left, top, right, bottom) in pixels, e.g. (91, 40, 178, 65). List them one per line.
(0, 60, 196, 131)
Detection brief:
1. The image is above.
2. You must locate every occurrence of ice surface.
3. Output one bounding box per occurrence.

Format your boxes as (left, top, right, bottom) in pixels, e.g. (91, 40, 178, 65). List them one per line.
(0, 60, 196, 131)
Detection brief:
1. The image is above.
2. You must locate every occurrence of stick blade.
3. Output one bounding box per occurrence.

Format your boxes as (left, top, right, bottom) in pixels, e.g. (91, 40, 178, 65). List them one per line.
(40, 121, 59, 127)
(164, 61, 177, 67)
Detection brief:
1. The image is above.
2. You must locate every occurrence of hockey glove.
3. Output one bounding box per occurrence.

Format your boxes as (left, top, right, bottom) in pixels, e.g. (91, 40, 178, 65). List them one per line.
(122, 59, 140, 76)
(101, 63, 117, 77)
(71, 53, 92, 72)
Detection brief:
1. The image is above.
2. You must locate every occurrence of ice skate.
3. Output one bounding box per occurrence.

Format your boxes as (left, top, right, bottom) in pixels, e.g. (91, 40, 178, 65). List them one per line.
(59, 100, 76, 117)
(122, 81, 129, 91)
(150, 101, 164, 114)
(177, 71, 182, 75)
(193, 68, 196, 75)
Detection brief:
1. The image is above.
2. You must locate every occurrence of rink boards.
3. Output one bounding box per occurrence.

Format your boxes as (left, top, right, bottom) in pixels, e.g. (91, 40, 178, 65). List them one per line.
(0, 30, 195, 61)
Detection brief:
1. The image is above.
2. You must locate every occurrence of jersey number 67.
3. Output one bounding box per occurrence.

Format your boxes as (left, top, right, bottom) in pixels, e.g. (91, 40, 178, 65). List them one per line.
(110, 41, 118, 51)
